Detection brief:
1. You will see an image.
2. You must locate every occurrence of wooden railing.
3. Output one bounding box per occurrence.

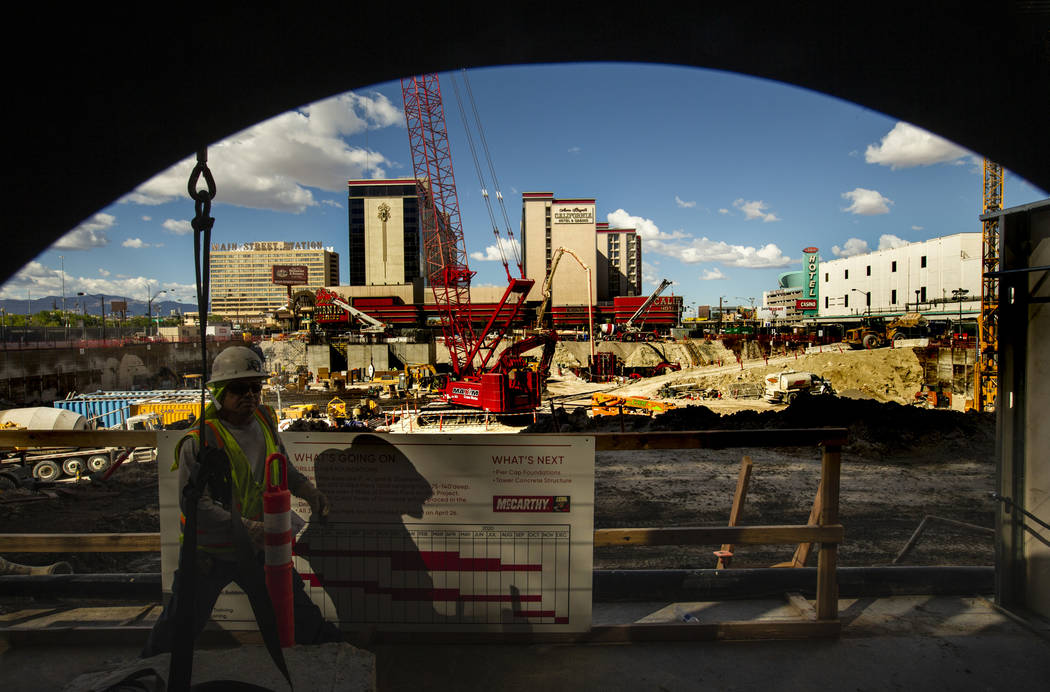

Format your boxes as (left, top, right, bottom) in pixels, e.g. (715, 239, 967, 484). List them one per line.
(0, 427, 847, 640)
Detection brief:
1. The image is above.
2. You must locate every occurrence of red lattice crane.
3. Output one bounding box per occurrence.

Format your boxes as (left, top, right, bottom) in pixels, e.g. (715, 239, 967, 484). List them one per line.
(401, 74, 551, 413)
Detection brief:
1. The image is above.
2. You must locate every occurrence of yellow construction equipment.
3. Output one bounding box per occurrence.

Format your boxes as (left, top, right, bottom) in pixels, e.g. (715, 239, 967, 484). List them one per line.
(591, 393, 676, 416)
(351, 397, 380, 420)
(282, 404, 320, 420)
(404, 363, 440, 392)
(325, 398, 347, 419)
(977, 158, 1002, 411)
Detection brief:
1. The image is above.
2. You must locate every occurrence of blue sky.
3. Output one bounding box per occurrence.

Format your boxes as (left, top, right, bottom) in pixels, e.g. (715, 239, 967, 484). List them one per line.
(4, 62, 1046, 313)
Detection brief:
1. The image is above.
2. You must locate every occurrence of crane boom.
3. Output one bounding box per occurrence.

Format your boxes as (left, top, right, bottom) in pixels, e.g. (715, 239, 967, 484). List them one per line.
(322, 291, 387, 333)
(534, 246, 592, 330)
(401, 74, 476, 374)
(625, 279, 673, 330)
(401, 72, 550, 413)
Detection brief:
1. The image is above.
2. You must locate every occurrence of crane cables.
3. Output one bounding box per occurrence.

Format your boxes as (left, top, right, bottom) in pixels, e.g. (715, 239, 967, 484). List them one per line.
(448, 70, 524, 280)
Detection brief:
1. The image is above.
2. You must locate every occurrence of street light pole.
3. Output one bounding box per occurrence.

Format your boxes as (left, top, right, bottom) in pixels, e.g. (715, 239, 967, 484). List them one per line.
(851, 288, 871, 316)
(59, 255, 66, 340)
(146, 284, 167, 338)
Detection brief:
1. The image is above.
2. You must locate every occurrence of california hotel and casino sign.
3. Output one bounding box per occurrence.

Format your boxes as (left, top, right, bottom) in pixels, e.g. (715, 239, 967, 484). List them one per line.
(211, 241, 325, 251)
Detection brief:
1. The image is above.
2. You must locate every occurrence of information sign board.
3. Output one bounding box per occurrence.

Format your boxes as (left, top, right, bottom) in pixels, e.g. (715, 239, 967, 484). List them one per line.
(158, 432, 595, 633)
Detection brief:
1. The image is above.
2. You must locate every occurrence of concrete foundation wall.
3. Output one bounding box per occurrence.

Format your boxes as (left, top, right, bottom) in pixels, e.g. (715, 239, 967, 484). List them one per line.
(342, 345, 394, 372)
(0, 341, 235, 405)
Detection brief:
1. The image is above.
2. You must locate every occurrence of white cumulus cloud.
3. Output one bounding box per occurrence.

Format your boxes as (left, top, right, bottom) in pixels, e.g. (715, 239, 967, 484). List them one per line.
(911, 225, 924, 231)
(700, 268, 726, 280)
(163, 219, 193, 235)
(470, 237, 522, 263)
(675, 195, 696, 208)
(832, 238, 870, 257)
(733, 199, 780, 222)
(718, 208, 729, 215)
(52, 213, 114, 250)
(0, 262, 196, 302)
(606, 210, 685, 241)
(121, 91, 402, 213)
(607, 209, 792, 269)
(865, 122, 971, 169)
(878, 234, 910, 250)
(842, 188, 893, 215)
(122, 238, 150, 248)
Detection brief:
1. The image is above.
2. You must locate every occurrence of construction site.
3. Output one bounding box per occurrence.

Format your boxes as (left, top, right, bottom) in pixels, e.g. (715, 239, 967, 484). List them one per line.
(3, 8, 1050, 691)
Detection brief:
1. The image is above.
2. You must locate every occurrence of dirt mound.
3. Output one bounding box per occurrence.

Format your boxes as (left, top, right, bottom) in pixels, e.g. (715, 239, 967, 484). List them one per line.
(525, 395, 994, 460)
(614, 347, 926, 405)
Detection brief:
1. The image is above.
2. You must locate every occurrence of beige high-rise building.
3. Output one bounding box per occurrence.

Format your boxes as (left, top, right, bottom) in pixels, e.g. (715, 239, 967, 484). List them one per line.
(347, 179, 422, 287)
(520, 193, 641, 306)
(596, 223, 641, 299)
(521, 193, 599, 305)
(209, 241, 339, 321)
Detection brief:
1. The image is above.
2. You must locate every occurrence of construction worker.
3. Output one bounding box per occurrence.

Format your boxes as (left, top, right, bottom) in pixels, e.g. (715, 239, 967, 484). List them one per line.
(141, 346, 342, 656)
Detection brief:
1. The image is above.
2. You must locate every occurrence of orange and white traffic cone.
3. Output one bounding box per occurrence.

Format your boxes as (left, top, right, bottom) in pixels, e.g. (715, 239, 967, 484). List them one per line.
(263, 452, 295, 647)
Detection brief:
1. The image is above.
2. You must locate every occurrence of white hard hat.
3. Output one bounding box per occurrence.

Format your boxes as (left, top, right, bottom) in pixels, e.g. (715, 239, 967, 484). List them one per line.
(208, 346, 266, 385)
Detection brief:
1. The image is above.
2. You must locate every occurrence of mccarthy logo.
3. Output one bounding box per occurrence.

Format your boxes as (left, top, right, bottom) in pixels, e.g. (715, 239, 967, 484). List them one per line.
(492, 496, 570, 512)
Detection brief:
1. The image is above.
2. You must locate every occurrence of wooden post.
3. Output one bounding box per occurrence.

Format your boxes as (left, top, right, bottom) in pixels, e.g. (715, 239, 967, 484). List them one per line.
(716, 456, 753, 569)
(815, 445, 841, 621)
(774, 479, 824, 568)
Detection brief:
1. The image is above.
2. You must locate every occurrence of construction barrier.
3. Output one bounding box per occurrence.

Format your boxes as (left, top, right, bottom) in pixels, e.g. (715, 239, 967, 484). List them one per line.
(263, 452, 294, 647)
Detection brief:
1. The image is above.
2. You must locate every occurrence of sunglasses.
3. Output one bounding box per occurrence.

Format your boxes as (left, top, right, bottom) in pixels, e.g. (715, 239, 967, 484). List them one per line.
(227, 381, 263, 396)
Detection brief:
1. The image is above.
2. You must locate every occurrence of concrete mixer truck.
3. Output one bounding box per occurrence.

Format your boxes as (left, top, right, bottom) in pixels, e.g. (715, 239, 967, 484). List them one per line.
(0, 407, 125, 482)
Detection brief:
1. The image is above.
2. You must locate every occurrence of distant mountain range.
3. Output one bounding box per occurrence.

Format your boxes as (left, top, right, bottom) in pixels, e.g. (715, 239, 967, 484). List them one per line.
(0, 295, 198, 317)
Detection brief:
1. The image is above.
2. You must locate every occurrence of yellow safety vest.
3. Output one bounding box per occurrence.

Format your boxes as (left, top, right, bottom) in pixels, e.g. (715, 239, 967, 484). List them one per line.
(174, 405, 282, 552)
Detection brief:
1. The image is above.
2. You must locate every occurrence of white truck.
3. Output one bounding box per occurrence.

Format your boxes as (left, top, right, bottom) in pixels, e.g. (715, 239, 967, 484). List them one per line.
(0, 408, 158, 483)
(763, 371, 835, 404)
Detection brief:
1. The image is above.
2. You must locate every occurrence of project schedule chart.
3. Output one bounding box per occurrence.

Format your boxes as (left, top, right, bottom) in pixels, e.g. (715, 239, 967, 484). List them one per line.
(296, 523, 573, 625)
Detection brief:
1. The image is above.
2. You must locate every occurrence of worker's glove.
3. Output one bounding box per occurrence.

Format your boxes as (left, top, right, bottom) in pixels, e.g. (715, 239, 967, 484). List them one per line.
(243, 519, 266, 554)
(296, 482, 331, 522)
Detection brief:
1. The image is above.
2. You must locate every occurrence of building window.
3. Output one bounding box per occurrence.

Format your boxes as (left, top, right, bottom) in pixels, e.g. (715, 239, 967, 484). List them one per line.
(892, 261, 897, 272)
(920, 255, 927, 268)
(825, 272, 829, 282)
(891, 289, 897, 304)
(845, 269, 849, 279)
(866, 265, 871, 276)
(825, 296, 829, 309)
(920, 286, 927, 302)
(844, 294, 849, 308)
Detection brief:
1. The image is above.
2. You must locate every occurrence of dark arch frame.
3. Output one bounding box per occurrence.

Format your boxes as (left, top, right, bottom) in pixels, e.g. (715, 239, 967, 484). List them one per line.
(5, 4, 1048, 284)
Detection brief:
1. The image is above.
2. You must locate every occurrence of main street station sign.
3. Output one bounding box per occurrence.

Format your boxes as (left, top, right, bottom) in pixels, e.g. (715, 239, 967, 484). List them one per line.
(212, 241, 325, 252)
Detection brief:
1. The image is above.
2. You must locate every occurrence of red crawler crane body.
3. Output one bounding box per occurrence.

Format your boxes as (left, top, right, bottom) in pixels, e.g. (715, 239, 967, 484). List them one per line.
(401, 74, 552, 413)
